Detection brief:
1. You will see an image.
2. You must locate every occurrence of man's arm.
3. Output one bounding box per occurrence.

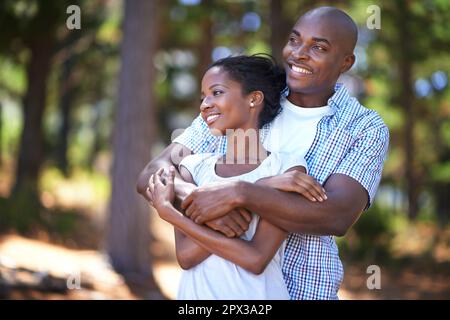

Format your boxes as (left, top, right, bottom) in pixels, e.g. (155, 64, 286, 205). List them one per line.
(137, 142, 195, 203)
(183, 174, 366, 236)
(240, 174, 367, 236)
(182, 125, 389, 236)
(138, 142, 251, 237)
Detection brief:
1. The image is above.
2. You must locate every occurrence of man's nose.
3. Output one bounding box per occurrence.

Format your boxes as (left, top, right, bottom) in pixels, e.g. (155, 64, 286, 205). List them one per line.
(292, 44, 309, 60)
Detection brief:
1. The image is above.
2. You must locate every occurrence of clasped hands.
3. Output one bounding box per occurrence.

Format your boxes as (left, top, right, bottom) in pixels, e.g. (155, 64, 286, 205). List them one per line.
(146, 167, 326, 238)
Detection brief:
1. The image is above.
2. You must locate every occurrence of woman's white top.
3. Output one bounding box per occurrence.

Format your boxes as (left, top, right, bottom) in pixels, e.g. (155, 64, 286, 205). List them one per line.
(176, 152, 307, 300)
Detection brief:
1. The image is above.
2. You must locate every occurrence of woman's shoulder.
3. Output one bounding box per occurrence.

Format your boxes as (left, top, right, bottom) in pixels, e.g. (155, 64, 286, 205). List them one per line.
(179, 153, 219, 182)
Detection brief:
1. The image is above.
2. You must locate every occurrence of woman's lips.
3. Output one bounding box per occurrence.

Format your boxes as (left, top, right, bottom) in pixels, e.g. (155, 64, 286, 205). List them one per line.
(205, 114, 221, 125)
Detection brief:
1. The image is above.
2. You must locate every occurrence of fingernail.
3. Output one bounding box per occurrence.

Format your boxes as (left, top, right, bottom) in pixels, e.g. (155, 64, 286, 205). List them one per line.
(324, 195, 328, 200)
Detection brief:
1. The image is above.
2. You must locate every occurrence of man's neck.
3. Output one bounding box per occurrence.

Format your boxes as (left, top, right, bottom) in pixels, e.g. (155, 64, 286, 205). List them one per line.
(287, 86, 335, 108)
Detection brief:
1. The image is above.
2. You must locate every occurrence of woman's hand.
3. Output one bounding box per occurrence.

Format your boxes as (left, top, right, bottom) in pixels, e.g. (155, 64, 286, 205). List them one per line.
(257, 168, 327, 202)
(146, 166, 176, 213)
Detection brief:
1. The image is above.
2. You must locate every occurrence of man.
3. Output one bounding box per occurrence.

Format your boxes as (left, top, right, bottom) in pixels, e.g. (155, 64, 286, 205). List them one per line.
(137, 6, 389, 299)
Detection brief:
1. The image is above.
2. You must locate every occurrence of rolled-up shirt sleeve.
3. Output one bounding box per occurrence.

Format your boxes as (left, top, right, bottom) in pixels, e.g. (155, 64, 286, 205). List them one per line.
(334, 124, 390, 209)
(172, 114, 224, 154)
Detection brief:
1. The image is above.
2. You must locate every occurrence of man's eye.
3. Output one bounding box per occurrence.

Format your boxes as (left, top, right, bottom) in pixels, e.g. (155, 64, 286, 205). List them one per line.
(313, 45, 326, 51)
(213, 90, 223, 96)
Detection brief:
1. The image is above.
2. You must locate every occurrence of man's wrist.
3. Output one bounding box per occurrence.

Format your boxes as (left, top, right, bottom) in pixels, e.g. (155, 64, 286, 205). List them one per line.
(233, 181, 249, 207)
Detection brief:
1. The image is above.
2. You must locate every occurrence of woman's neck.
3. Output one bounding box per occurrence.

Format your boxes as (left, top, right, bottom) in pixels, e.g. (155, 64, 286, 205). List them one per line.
(224, 128, 269, 165)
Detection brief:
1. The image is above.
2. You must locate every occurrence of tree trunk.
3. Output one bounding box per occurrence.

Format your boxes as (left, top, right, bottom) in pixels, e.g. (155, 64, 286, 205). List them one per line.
(196, 8, 213, 79)
(269, 0, 290, 65)
(397, 0, 418, 219)
(14, 35, 54, 195)
(107, 0, 162, 298)
(0, 102, 3, 167)
(56, 57, 76, 177)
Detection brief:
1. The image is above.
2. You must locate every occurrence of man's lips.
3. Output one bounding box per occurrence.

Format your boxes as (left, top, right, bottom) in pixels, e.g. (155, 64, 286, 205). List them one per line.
(288, 63, 313, 76)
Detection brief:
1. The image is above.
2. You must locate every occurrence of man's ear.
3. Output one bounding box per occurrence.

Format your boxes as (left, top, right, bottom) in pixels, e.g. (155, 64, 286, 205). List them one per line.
(250, 91, 264, 106)
(340, 54, 355, 74)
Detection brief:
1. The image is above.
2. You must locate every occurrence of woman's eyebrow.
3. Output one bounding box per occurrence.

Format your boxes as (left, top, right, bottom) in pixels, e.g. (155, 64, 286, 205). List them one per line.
(209, 84, 229, 90)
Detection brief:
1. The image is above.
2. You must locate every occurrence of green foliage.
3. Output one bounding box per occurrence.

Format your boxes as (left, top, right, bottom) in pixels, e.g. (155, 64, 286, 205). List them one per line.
(0, 183, 42, 233)
(339, 205, 394, 262)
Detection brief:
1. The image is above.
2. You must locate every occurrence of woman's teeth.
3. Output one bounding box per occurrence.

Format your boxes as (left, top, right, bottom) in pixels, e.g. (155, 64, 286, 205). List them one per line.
(207, 114, 220, 124)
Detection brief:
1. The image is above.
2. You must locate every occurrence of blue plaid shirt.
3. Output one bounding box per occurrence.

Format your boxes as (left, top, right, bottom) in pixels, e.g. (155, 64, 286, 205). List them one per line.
(173, 84, 390, 299)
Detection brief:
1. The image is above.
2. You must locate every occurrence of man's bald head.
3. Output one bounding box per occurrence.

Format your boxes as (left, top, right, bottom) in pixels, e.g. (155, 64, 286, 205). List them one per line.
(300, 6, 358, 54)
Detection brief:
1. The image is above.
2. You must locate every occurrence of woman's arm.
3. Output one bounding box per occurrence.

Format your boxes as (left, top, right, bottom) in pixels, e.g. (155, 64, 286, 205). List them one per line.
(137, 143, 196, 203)
(161, 204, 286, 275)
(172, 165, 211, 269)
(149, 169, 287, 275)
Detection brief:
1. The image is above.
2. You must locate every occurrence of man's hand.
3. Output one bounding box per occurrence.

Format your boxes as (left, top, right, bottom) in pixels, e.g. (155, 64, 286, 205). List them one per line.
(205, 208, 252, 237)
(257, 168, 327, 202)
(181, 181, 243, 224)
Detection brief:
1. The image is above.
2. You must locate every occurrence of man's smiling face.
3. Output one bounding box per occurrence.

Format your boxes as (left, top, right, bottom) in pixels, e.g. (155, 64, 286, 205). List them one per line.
(282, 10, 356, 103)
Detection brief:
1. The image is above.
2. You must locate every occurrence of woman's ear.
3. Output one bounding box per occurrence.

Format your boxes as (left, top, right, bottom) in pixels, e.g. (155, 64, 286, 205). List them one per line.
(250, 91, 264, 107)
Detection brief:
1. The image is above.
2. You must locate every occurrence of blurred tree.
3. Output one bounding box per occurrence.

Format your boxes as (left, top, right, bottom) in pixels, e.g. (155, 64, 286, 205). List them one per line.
(373, 0, 450, 220)
(269, 0, 291, 64)
(0, 1, 73, 228)
(10, 2, 65, 196)
(53, 3, 114, 176)
(56, 54, 77, 176)
(106, 0, 163, 298)
(0, 102, 2, 166)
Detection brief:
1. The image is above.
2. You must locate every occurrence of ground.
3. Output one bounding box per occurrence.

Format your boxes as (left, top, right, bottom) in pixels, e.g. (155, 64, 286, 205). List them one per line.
(1, 165, 449, 299)
(1, 215, 450, 299)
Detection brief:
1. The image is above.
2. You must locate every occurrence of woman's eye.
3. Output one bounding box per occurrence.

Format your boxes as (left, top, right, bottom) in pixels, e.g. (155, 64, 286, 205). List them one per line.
(213, 90, 223, 96)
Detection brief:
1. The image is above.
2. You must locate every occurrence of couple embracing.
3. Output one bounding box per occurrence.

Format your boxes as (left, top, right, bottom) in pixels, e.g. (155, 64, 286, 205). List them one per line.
(138, 6, 389, 300)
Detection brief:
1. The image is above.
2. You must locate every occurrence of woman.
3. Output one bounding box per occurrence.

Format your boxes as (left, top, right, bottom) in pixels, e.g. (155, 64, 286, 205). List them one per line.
(148, 55, 326, 299)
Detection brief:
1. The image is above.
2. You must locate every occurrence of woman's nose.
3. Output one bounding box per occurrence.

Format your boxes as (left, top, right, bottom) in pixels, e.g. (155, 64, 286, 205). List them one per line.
(200, 96, 212, 111)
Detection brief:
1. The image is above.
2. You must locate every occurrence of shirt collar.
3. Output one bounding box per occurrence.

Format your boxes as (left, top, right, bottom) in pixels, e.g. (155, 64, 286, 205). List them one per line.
(282, 83, 351, 114)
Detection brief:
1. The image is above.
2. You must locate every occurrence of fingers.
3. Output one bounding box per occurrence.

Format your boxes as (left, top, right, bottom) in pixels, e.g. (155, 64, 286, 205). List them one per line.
(295, 182, 319, 202)
(237, 208, 252, 223)
(230, 210, 250, 232)
(220, 225, 236, 238)
(309, 179, 327, 200)
(183, 199, 194, 217)
(167, 166, 176, 185)
(145, 187, 154, 206)
(293, 173, 327, 202)
(219, 216, 242, 237)
(181, 193, 193, 211)
(156, 167, 164, 176)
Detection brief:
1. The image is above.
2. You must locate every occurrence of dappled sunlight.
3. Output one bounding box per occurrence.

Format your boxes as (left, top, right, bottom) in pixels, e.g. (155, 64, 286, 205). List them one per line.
(39, 168, 110, 214)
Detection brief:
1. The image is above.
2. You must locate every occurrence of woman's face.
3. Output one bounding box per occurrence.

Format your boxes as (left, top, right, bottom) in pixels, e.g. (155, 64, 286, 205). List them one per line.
(200, 66, 256, 136)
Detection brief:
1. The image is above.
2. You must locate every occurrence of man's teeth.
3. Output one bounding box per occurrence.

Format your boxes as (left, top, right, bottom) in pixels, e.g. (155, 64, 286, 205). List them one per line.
(291, 65, 312, 74)
(207, 114, 220, 123)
